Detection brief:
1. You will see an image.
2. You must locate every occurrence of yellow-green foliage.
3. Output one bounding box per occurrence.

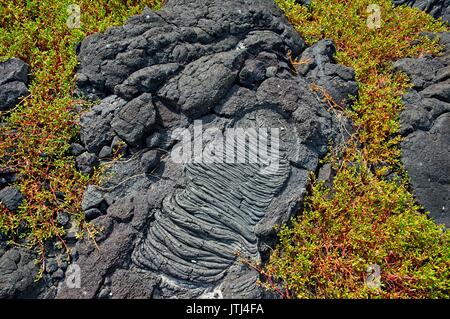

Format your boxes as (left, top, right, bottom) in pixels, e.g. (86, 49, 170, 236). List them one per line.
(265, 0, 450, 298)
(0, 1, 162, 256)
(266, 162, 450, 298)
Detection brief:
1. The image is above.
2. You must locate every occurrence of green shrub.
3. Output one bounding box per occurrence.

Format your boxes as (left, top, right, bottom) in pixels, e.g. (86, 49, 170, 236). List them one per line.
(264, 0, 450, 298)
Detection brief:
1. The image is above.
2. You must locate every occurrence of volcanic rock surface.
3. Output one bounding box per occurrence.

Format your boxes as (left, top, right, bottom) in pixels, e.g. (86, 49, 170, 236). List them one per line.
(59, 0, 358, 299)
(0, 58, 29, 114)
(1, 0, 358, 299)
(394, 32, 450, 227)
(394, 0, 450, 22)
(0, 58, 33, 299)
(2, 0, 449, 300)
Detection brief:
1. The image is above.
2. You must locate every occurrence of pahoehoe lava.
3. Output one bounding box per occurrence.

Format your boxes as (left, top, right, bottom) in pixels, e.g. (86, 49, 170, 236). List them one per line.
(132, 109, 291, 287)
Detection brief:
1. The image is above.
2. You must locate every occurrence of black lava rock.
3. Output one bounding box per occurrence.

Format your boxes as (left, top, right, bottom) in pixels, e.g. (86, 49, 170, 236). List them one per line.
(69, 143, 85, 156)
(57, 0, 358, 299)
(84, 208, 102, 221)
(98, 146, 112, 159)
(393, 0, 450, 23)
(75, 152, 99, 175)
(51, 269, 65, 280)
(56, 212, 70, 227)
(0, 186, 24, 212)
(0, 248, 47, 298)
(111, 93, 156, 146)
(79, 96, 127, 154)
(81, 185, 104, 211)
(45, 258, 58, 274)
(140, 150, 160, 173)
